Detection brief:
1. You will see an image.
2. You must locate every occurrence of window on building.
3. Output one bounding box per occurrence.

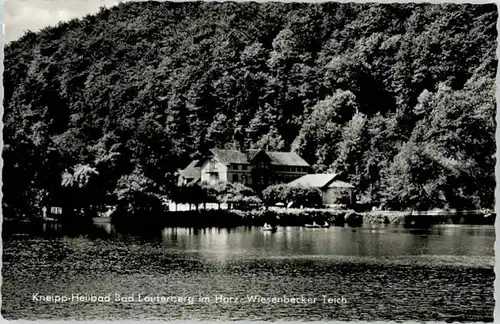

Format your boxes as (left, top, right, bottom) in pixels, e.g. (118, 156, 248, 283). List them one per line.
(209, 174, 219, 183)
(233, 174, 239, 182)
(242, 175, 247, 184)
(209, 160, 218, 171)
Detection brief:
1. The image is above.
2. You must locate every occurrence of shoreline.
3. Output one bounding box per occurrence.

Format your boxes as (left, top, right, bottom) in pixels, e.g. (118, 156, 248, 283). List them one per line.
(4, 208, 494, 232)
(111, 208, 495, 227)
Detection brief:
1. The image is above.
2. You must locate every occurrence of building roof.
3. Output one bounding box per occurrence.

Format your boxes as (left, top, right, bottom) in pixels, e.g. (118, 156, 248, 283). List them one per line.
(179, 160, 201, 179)
(247, 149, 263, 161)
(327, 180, 355, 189)
(288, 174, 337, 188)
(211, 149, 249, 164)
(267, 151, 310, 167)
(210, 148, 310, 167)
(287, 174, 353, 189)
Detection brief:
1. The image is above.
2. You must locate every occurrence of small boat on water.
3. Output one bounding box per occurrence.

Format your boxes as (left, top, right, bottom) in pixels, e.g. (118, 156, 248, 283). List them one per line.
(262, 223, 277, 232)
(304, 221, 322, 228)
(485, 212, 496, 218)
(322, 221, 330, 228)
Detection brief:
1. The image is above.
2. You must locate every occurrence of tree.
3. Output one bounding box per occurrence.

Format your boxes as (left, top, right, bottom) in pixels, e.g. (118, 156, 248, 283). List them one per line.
(3, 2, 496, 216)
(381, 77, 495, 210)
(330, 112, 369, 189)
(292, 89, 359, 170)
(114, 167, 164, 216)
(262, 184, 322, 207)
(208, 181, 261, 208)
(60, 164, 101, 216)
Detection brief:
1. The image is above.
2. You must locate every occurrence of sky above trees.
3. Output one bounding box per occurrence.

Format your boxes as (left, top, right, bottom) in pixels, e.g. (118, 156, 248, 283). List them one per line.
(4, 0, 493, 43)
(4, 0, 126, 42)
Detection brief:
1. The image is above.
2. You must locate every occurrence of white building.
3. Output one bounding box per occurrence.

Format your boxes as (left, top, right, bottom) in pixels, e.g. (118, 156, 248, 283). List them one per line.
(288, 174, 355, 206)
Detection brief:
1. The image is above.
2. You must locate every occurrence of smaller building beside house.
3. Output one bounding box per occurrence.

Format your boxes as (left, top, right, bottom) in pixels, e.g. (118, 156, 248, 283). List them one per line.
(288, 173, 355, 206)
(177, 160, 202, 186)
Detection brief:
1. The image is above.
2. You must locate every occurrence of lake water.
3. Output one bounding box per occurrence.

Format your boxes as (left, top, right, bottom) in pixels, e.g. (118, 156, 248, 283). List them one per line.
(2, 224, 495, 321)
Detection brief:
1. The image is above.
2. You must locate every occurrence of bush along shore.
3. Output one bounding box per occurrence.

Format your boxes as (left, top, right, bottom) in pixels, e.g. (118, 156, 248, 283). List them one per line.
(110, 208, 495, 228)
(111, 208, 362, 228)
(4, 208, 492, 236)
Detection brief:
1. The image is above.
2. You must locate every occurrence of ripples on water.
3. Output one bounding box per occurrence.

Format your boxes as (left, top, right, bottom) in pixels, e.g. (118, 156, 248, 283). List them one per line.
(2, 224, 495, 321)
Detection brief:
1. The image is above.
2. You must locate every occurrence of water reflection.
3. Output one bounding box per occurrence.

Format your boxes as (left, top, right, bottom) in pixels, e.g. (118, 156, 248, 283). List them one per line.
(2, 223, 494, 321)
(158, 225, 494, 262)
(94, 223, 115, 235)
(8, 222, 494, 259)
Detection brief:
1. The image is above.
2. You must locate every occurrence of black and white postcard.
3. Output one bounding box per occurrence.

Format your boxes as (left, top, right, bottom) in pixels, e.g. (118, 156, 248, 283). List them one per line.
(2, 0, 496, 321)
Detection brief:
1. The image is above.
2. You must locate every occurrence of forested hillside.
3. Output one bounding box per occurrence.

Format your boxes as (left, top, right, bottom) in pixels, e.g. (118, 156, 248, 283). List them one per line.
(3, 1, 497, 218)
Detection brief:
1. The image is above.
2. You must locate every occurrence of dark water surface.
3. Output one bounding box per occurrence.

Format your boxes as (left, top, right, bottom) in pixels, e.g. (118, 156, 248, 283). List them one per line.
(2, 224, 495, 321)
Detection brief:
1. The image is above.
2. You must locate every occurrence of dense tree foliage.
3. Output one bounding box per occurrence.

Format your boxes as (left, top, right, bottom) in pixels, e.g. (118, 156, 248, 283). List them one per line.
(3, 2, 496, 217)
